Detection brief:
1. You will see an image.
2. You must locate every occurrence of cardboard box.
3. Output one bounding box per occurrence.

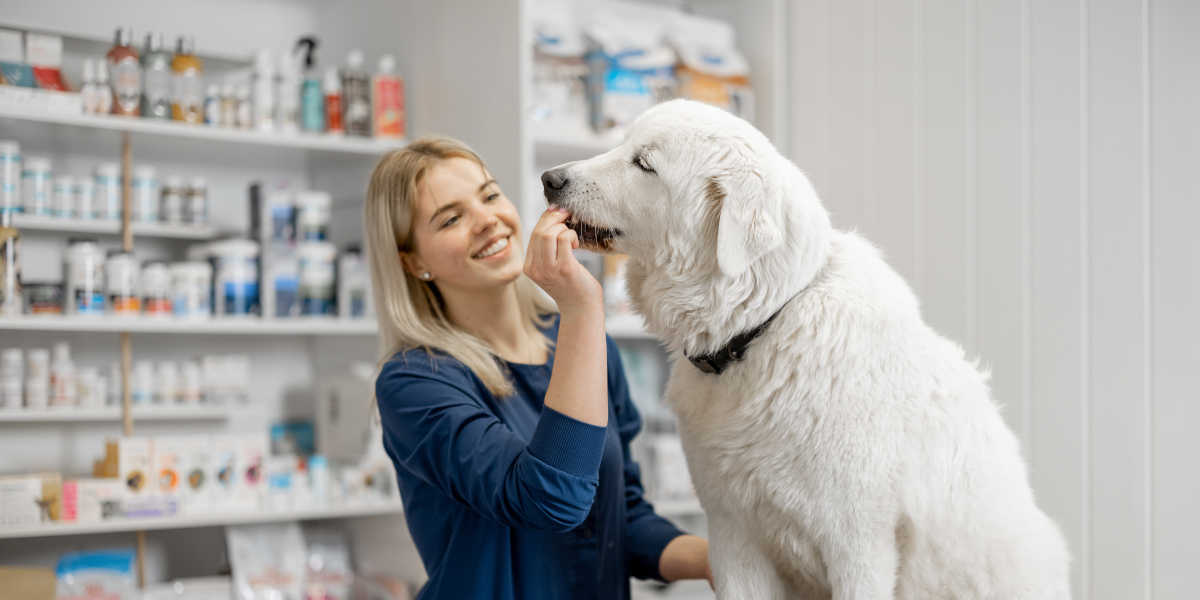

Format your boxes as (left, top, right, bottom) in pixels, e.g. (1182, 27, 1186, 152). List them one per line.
(75, 478, 124, 522)
(117, 437, 153, 499)
(0, 565, 56, 600)
(178, 436, 214, 515)
(0, 476, 43, 528)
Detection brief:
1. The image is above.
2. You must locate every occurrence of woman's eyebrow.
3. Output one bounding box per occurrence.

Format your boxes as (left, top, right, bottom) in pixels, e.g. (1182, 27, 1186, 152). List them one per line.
(429, 201, 462, 224)
(478, 179, 497, 193)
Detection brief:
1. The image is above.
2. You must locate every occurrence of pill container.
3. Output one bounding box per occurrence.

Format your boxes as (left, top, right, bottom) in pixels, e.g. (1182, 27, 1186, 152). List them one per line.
(155, 361, 178, 404)
(24, 282, 63, 315)
(186, 176, 207, 224)
(0, 347, 22, 410)
(95, 162, 122, 220)
(170, 261, 212, 318)
(132, 360, 154, 404)
(298, 241, 337, 316)
(180, 360, 202, 403)
(52, 175, 74, 218)
(295, 191, 331, 241)
(141, 260, 172, 317)
(210, 239, 260, 316)
(131, 165, 159, 222)
(21, 157, 52, 216)
(74, 177, 96, 220)
(0, 140, 19, 213)
(65, 239, 106, 315)
(105, 250, 141, 315)
(161, 175, 184, 224)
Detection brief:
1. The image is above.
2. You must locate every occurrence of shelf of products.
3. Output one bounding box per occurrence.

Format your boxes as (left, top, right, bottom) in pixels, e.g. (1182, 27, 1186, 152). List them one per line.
(0, 107, 407, 156)
(0, 501, 403, 540)
(12, 214, 221, 240)
(0, 317, 378, 335)
(0, 405, 229, 423)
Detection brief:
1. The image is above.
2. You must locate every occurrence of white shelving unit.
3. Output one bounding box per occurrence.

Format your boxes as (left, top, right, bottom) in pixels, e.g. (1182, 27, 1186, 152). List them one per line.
(0, 316, 378, 335)
(12, 214, 221, 240)
(0, 502, 403, 540)
(0, 405, 230, 423)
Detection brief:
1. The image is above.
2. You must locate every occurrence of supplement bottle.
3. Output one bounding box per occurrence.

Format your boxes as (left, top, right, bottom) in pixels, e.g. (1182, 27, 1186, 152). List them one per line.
(186, 176, 208, 224)
(52, 175, 74, 218)
(94, 162, 122, 220)
(161, 175, 184, 224)
(65, 238, 105, 316)
(106, 250, 141, 316)
(25, 349, 50, 409)
(141, 32, 173, 119)
(295, 191, 331, 241)
(141, 260, 171, 317)
(171, 36, 204, 123)
(211, 239, 260, 316)
(203, 84, 221, 126)
(74, 177, 96, 220)
(49, 342, 77, 408)
(298, 241, 337, 316)
(107, 26, 142, 116)
(131, 165, 159, 222)
(0, 210, 20, 316)
(0, 140, 19, 213)
(21, 157, 52, 216)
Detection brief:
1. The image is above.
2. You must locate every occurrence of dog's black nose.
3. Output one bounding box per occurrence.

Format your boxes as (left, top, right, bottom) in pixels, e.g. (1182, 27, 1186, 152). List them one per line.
(541, 168, 568, 203)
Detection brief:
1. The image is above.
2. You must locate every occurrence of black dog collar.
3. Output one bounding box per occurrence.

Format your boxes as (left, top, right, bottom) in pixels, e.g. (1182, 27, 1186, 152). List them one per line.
(685, 303, 789, 375)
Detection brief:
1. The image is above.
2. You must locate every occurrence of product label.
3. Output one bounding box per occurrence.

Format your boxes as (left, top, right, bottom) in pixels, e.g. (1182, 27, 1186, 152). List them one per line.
(0, 155, 19, 210)
(344, 76, 371, 135)
(111, 56, 142, 113)
(110, 295, 141, 315)
(21, 172, 50, 215)
(144, 297, 172, 315)
(143, 64, 172, 117)
(374, 77, 404, 137)
(302, 80, 325, 132)
(173, 69, 204, 111)
(132, 180, 158, 222)
(222, 281, 259, 315)
(95, 175, 122, 220)
(75, 290, 105, 315)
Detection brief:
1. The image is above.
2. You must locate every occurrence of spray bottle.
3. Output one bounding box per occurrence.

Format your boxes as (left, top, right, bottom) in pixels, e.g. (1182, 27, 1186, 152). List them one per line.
(296, 37, 325, 133)
(323, 66, 343, 136)
(141, 32, 172, 119)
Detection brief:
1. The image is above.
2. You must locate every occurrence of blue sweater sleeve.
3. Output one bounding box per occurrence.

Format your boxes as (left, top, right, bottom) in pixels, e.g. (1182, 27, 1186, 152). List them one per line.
(376, 353, 608, 532)
(608, 338, 687, 581)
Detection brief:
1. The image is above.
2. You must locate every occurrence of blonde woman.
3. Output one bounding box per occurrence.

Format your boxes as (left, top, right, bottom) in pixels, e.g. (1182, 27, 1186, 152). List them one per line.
(366, 136, 711, 599)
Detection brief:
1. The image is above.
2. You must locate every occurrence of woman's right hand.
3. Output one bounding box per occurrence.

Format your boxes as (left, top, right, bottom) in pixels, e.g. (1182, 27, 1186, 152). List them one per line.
(524, 206, 604, 318)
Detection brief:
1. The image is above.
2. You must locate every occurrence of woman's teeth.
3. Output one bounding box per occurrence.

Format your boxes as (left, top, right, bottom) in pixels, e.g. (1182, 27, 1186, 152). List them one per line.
(474, 236, 509, 258)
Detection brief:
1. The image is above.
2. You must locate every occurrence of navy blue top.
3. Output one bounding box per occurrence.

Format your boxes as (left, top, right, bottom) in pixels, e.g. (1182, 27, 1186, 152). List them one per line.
(375, 316, 685, 600)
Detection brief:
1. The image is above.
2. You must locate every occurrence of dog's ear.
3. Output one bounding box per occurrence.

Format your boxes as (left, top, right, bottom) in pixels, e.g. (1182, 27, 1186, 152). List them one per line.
(710, 168, 783, 277)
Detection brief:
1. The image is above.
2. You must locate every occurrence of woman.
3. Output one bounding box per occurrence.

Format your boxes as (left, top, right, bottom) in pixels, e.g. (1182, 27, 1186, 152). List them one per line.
(365, 135, 711, 599)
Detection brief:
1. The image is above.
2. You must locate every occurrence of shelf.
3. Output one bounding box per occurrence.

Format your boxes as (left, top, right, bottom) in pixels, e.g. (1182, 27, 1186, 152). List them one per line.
(0, 405, 229, 423)
(606, 314, 657, 341)
(0, 317, 379, 336)
(12, 214, 223, 240)
(0, 502, 404, 539)
(533, 129, 622, 165)
(0, 107, 407, 156)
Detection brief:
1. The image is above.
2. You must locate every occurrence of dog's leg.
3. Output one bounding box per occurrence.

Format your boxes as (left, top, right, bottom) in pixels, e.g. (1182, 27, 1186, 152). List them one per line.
(823, 520, 899, 600)
(708, 512, 789, 600)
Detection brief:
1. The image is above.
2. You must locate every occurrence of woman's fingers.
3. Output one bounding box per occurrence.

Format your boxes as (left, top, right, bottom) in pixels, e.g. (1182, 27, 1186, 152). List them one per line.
(556, 228, 579, 266)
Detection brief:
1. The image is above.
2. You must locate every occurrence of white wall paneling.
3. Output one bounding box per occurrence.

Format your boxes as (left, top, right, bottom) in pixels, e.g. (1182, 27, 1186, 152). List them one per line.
(789, 0, 1199, 595)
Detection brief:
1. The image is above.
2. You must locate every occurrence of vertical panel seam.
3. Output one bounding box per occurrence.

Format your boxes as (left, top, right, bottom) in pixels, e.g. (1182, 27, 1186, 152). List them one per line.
(1020, 0, 1034, 464)
(1141, 0, 1154, 594)
(965, 0, 978, 354)
(1079, 0, 1091, 597)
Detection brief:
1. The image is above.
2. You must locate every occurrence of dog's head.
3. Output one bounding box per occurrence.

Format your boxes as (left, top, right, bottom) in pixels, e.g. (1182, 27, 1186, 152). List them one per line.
(542, 99, 829, 283)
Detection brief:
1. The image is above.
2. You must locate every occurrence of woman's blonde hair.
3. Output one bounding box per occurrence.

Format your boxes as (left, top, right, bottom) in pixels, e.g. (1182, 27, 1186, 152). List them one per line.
(365, 135, 557, 397)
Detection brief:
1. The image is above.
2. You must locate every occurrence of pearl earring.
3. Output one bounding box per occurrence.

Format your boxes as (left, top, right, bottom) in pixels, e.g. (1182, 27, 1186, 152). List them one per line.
(420, 272, 432, 280)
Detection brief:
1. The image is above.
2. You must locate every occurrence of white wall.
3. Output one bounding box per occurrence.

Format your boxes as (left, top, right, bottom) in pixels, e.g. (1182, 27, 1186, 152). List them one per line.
(789, 0, 1200, 596)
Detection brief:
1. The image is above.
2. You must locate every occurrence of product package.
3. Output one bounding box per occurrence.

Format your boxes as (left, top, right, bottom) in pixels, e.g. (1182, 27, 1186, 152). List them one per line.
(304, 529, 353, 600)
(70, 477, 124, 523)
(117, 436, 152, 499)
(178, 435, 214, 515)
(530, 0, 590, 136)
(56, 548, 137, 600)
(585, 5, 677, 135)
(0, 475, 43, 528)
(226, 522, 307, 600)
(668, 13, 754, 122)
(250, 182, 300, 318)
(212, 433, 268, 512)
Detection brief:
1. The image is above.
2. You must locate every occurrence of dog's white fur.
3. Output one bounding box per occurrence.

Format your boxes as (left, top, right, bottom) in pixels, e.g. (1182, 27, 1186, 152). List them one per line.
(548, 99, 1071, 599)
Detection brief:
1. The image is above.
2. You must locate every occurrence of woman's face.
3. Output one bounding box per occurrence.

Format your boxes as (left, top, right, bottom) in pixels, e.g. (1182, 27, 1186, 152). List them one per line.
(402, 157, 525, 293)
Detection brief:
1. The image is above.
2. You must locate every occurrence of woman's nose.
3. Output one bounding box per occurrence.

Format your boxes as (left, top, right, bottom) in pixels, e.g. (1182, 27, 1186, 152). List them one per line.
(473, 209, 500, 233)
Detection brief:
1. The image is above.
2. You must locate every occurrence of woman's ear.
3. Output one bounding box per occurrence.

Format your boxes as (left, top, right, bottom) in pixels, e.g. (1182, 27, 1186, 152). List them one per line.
(399, 251, 429, 281)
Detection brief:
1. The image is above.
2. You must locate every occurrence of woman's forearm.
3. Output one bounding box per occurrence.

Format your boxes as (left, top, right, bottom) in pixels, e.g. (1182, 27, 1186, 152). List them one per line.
(659, 535, 712, 584)
(543, 304, 609, 427)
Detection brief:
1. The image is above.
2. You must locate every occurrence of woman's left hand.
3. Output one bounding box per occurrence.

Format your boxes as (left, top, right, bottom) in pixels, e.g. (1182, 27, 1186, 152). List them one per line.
(659, 535, 713, 588)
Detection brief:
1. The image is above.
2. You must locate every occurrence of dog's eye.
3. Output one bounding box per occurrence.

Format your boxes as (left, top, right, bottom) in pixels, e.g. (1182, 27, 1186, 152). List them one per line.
(634, 156, 655, 173)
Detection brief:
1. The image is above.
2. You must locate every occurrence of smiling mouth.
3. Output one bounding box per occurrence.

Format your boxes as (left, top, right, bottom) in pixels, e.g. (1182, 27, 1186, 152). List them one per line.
(566, 216, 620, 253)
(473, 235, 510, 259)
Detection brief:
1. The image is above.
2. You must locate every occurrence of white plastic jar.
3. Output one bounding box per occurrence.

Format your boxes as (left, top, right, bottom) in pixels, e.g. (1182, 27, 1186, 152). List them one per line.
(74, 177, 96, 220)
(131, 165, 159, 223)
(295, 191, 332, 241)
(65, 238, 106, 315)
(21, 157, 52, 216)
(298, 241, 337, 316)
(53, 175, 74, 218)
(186, 176, 207, 224)
(141, 260, 172, 317)
(94, 162, 122, 220)
(0, 140, 20, 213)
(105, 251, 141, 315)
(161, 175, 184, 224)
(170, 261, 212, 318)
(132, 360, 154, 404)
(210, 239, 260, 316)
(154, 361, 178, 404)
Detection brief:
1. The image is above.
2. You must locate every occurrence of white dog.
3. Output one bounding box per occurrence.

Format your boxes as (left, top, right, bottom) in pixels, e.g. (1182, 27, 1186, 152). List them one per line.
(542, 99, 1071, 599)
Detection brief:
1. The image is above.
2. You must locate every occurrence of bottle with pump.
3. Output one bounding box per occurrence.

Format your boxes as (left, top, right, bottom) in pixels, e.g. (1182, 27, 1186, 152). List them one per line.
(141, 32, 173, 120)
(171, 36, 204, 123)
(372, 54, 404, 139)
(253, 48, 275, 132)
(80, 59, 99, 115)
(275, 50, 300, 133)
(107, 26, 142, 116)
(297, 37, 324, 133)
(342, 50, 371, 137)
(323, 66, 343, 136)
(95, 60, 113, 115)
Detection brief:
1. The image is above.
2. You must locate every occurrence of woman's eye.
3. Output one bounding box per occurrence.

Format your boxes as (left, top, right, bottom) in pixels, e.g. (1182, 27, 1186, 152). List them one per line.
(440, 215, 459, 229)
(484, 193, 499, 202)
(635, 156, 654, 173)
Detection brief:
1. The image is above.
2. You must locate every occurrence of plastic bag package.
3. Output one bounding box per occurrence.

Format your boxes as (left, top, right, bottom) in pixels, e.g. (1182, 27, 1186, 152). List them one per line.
(531, 0, 591, 134)
(227, 522, 308, 600)
(55, 548, 138, 600)
(583, 2, 678, 135)
(668, 13, 755, 123)
(304, 529, 354, 600)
